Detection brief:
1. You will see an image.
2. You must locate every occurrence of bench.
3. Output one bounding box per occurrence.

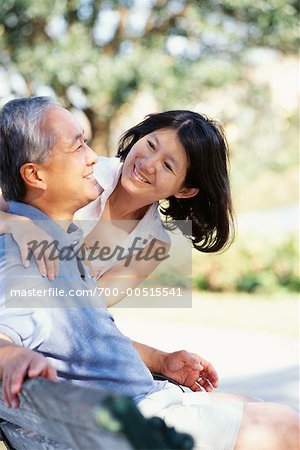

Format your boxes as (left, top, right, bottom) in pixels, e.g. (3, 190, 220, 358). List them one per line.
(0, 378, 194, 449)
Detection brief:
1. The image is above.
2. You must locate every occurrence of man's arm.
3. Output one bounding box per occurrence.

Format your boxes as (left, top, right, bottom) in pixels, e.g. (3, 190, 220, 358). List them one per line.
(0, 334, 58, 408)
(133, 341, 219, 392)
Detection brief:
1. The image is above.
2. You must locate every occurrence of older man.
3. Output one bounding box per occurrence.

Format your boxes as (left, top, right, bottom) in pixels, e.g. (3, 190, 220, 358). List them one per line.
(0, 97, 298, 450)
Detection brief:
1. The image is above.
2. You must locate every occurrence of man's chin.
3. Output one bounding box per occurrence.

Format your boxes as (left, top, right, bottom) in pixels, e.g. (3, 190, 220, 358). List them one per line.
(84, 184, 103, 204)
(73, 183, 103, 213)
(94, 181, 104, 197)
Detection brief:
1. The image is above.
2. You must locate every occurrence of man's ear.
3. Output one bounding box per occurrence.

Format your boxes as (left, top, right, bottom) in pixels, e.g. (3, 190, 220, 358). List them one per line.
(175, 187, 199, 199)
(19, 163, 47, 191)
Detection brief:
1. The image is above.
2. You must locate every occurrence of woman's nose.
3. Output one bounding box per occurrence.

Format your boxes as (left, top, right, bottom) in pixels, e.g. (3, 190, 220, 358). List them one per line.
(141, 154, 156, 174)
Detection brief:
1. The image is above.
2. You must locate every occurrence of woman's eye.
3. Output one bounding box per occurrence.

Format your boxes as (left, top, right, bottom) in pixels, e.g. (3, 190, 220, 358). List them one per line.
(164, 162, 172, 171)
(147, 140, 155, 150)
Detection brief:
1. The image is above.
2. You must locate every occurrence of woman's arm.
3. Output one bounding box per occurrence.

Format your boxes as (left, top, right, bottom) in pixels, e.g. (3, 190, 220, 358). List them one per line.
(0, 210, 15, 234)
(0, 191, 58, 278)
(0, 191, 10, 234)
(94, 239, 170, 307)
(0, 191, 8, 212)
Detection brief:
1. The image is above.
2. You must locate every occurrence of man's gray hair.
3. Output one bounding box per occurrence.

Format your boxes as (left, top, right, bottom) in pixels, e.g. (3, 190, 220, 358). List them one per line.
(0, 96, 60, 201)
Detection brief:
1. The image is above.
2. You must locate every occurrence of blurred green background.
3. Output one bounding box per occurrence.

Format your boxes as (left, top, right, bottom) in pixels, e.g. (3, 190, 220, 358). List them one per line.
(0, 0, 299, 295)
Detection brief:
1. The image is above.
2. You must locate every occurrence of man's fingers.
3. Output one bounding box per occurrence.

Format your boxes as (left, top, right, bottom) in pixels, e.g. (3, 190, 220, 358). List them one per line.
(201, 366, 219, 387)
(201, 379, 213, 392)
(198, 358, 219, 385)
(10, 362, 28, 395)
(1, 348, 53, 409)
(2, 370, 12, 406)
(27, 358, 50, 378)
(4, 366, 26, 408)
(191, 381, 203, 392)
(45, 364, 59, 381)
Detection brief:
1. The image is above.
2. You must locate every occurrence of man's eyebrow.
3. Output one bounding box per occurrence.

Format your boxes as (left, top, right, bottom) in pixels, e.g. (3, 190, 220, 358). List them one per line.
(67, 130, 85, 149)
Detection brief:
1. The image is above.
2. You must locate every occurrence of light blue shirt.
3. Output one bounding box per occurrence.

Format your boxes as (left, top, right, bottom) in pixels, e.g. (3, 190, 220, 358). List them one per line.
(0, 201, 163, 401)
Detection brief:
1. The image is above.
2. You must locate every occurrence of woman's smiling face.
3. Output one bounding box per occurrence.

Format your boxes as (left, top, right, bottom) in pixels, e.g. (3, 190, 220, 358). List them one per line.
(120, 128, 196, 204)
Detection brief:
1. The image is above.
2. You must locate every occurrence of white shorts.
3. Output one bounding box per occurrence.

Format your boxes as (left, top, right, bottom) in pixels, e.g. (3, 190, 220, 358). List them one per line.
(138, 383, 243, 450)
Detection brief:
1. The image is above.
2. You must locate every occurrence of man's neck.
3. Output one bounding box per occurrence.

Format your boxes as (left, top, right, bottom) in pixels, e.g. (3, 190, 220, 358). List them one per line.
(23, 196, 74, 231)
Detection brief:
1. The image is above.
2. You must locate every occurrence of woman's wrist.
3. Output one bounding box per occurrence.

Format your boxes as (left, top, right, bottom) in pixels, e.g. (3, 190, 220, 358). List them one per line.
(0, 212, 29, 234)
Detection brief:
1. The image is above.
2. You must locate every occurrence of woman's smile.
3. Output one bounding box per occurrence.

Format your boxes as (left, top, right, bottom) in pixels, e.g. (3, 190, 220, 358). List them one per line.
(131, 164, 151, 184)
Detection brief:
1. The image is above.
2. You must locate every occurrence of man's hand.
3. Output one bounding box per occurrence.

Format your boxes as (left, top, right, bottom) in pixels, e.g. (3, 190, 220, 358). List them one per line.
(0, 344, 58, 408)
(159, 350, 219, 392)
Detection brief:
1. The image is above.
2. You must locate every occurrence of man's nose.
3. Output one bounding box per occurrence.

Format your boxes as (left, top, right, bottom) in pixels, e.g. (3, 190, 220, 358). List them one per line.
(86, 145, 98, 165)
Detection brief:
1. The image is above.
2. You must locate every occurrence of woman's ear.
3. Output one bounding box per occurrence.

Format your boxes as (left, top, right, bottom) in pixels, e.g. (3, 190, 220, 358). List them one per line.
(20, 163, 47, 191)
(175, 187, 199, 199)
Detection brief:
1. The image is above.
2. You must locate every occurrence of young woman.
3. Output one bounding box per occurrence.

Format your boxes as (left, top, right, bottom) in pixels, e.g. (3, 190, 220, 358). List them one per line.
(0, 110, 234, 305)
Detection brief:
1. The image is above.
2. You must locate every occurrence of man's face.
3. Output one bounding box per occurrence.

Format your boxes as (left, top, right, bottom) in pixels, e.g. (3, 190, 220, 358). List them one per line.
(39, 107, 100, 213)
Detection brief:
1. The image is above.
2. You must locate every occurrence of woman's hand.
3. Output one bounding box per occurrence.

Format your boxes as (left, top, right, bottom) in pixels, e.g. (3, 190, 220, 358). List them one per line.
(8, 216, 59, 280)
(159, 350, 219, 392)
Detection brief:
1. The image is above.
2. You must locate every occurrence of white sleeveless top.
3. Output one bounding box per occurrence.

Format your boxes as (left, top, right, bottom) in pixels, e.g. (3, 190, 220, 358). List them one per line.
(75, 156, 170, 277)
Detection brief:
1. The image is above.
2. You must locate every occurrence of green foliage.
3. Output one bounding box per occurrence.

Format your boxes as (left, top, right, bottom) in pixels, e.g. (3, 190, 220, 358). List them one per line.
(192, 233, 299, 294)
(193, 274, 210, 291)
(0, 1, 298, 296)
(0, 0, 298, 150)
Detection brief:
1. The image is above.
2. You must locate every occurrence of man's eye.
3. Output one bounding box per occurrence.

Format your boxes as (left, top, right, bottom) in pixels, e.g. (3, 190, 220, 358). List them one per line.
(76, 139, 88, 150)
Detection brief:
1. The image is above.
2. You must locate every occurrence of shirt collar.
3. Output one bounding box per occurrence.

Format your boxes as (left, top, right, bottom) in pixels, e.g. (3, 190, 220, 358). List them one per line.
(8, 201, 83, 249)
(95, 160, 123, 215)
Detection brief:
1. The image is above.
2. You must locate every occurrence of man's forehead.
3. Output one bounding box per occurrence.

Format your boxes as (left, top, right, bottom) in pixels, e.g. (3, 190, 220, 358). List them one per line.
(44, 107, 83, 143)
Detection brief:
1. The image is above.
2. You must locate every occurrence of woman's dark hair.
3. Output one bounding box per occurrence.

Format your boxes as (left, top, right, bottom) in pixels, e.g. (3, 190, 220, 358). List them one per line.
(117, 110, 235, 253)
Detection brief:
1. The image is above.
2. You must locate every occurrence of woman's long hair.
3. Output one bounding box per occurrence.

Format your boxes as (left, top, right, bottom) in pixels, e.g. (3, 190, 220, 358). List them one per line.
(117, 110, 234, 253)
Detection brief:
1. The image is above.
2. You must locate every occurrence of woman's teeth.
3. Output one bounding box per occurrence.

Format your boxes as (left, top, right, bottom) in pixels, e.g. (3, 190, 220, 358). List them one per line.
(133, 166, 148, 183)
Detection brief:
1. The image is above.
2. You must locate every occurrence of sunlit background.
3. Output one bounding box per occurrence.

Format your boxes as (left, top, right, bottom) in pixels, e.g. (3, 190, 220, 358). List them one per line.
(0, 0, 298, 410)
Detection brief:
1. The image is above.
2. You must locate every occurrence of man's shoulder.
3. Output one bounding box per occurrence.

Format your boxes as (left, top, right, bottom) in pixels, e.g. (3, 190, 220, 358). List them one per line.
(0, 234, 21, 265)
(0, 233, 42, 280)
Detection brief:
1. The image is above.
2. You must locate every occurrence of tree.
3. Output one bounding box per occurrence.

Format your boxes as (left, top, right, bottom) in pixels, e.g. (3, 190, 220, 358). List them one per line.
(0, 0, 298, 152)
